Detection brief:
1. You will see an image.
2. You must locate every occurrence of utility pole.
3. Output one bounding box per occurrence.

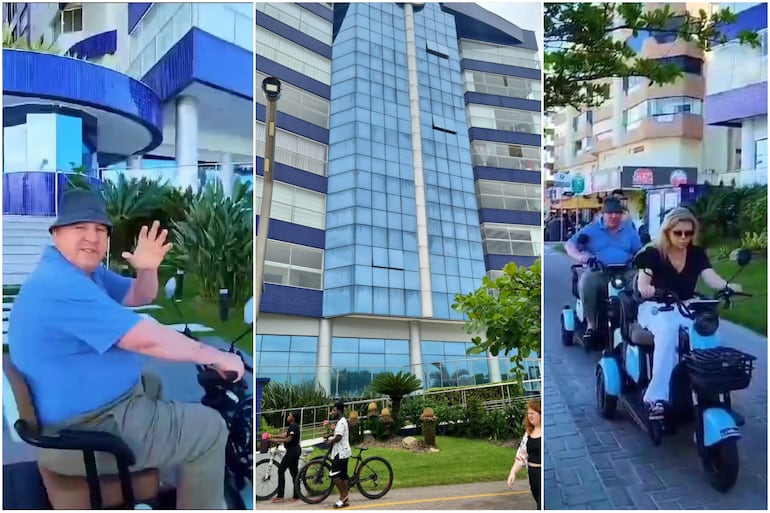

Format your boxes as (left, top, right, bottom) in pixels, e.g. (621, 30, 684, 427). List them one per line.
(255, 77, 281, 320)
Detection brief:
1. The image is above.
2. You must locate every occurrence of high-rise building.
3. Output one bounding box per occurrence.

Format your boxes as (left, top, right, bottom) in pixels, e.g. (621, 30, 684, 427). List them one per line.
(702, 2, 767, 186)
(549, 2, 709, 223)
(2, 2, 253, 286)
(256, 2, 542, 395)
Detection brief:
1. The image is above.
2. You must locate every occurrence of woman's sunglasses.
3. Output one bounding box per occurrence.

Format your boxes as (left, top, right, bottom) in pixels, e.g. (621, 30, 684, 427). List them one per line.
(671, 230, 694, 238)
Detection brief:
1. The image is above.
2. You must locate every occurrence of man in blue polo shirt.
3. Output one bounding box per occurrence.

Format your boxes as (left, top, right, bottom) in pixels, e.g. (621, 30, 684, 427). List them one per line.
(565, 197, 642, 346)
(8, 189, 244, 509)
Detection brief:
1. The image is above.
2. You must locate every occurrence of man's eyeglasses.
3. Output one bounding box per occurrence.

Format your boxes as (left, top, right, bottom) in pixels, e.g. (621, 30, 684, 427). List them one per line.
(672, 230, 694, 238)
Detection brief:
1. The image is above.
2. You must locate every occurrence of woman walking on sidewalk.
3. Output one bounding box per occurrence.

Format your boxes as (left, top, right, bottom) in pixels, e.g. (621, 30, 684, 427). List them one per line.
(508, 399, 542, 509)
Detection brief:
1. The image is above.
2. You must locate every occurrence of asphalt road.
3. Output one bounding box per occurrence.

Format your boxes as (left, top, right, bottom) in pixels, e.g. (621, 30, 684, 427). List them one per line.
(543, 244, 767, 510)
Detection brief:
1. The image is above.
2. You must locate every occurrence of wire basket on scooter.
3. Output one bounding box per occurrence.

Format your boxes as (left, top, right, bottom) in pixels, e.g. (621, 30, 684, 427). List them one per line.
(683, 347, 756, 392)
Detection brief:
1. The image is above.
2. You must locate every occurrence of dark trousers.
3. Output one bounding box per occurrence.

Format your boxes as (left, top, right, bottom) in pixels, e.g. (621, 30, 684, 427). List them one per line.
(528, 466, 541, 509)
(277, 445, 301, 499)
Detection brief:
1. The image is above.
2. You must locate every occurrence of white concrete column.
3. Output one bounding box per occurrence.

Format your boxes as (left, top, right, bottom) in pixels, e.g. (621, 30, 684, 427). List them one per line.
(403, 3, 433, 318)
(127, 155, 142, 169)
(221, 152, 234, 197)
(317, 318, 333, 396)
(408, 321, 424, 383)
(175, 95, 199, 191)
(611, 78, 624, 147)
(487, 351, 503, 383)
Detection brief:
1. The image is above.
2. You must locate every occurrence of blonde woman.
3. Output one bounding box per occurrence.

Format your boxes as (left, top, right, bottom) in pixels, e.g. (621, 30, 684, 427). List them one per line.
(636, 207, 743, 419)
(508, 399, 541, 509)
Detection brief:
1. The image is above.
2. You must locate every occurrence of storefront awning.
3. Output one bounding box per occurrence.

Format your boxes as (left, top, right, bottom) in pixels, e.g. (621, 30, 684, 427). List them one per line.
(551, 196, 601, 210)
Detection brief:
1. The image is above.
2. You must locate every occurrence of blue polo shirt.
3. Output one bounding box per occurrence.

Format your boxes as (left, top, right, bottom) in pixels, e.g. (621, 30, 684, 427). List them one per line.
(8, 246, 145, 426)
(569, 218, 642, 266)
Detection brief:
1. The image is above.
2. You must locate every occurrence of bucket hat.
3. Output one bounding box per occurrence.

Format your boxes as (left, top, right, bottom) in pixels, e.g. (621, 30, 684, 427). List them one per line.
(49, 189, 112, 234)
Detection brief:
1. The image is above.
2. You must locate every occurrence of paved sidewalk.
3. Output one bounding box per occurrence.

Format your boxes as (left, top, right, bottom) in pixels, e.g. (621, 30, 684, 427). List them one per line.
(258, 480, 538, 510)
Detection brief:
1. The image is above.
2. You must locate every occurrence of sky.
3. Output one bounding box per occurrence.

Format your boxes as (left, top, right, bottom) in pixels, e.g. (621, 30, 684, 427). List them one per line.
(477, 2, 544, 51)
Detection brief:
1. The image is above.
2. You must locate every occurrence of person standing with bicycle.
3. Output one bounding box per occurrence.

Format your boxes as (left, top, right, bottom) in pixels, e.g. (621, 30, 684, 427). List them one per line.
(326, 400, 352, 509)
(508, 398, 542, 509)
(269, 411, 302, 504)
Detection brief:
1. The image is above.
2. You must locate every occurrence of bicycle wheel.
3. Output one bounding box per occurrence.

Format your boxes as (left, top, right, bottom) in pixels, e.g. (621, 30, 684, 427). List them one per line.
(355, 456, 394, 499)
(295, 459, 334, 504)
(255, 459, 280, 500)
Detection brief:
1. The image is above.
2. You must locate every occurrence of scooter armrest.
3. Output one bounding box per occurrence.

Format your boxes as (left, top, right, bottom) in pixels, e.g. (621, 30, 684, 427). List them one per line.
(14, 420, 136, 466)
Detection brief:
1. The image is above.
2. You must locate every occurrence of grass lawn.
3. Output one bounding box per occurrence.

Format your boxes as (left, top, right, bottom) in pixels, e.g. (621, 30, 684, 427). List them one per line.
(149, 269, 253, 353)
(697, 247, 767, 336)
(304, 436, 527, 489)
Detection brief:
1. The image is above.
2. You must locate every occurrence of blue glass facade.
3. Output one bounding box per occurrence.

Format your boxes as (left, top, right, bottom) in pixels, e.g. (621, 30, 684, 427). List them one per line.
(255, 2, 541, 395)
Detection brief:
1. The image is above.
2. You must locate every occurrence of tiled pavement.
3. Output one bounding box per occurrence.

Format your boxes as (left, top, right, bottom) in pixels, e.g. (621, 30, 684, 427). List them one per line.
(543, 246, 767, 510)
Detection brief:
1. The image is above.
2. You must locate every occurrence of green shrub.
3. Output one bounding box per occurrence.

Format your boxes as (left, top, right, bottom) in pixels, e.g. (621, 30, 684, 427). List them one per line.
(741, 231, 768, 252)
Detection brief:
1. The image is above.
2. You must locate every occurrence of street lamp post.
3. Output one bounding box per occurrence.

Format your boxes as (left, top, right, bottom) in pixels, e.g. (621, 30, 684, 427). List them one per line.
(255, 77, 281, 321)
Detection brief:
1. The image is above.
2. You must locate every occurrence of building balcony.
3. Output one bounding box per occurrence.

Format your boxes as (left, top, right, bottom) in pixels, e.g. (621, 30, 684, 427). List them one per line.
(641, 38, 704, 61)
(623, 113, 704, 145)
(624, 73, 705, 109)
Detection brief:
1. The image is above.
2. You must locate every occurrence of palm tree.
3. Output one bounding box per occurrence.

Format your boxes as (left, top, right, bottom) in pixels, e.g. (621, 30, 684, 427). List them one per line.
(371, 371, 423, 423)
(3, 23, 59, 53)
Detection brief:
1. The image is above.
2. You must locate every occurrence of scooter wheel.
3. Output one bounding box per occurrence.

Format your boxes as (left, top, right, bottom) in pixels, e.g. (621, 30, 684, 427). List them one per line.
(560, 316, 573, 346)
(595, 367, 617, 419)
(649, 421, 663, 446)
(703, 439, 739, 493)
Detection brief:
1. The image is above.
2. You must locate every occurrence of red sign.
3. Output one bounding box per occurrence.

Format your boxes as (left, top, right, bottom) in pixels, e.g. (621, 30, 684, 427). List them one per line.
(632, 168, 654, 186)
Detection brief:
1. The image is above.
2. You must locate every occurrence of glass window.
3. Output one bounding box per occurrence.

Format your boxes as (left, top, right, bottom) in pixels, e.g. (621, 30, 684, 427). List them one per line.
(481, 223, 541, 257)
(755, 138, 767, 169)
(62, 6, 82, 33)
(463, 70, 541, 100)
(256, 122, 328, 176)
(459, 39, 540, 69)
(2, 124, 27, 173)
(476, 180, 541, 212)
(471, 140, 540, 171)
(256, 71, 330, 128)
(256, 2, 332, 45)
(256, 28, 332, 84)
(254, 177, 327, 230)
(467, 104, 541, 134)
(264, 240, 324, 290)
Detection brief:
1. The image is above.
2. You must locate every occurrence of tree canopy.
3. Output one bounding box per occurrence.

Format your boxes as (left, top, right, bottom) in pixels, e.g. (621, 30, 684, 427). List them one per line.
(545, 3, 761, 109)
(452, 260, 541, 382)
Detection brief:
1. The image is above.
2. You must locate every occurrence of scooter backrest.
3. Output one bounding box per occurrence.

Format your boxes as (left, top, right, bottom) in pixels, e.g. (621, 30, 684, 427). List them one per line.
(2, 358, 40, 432)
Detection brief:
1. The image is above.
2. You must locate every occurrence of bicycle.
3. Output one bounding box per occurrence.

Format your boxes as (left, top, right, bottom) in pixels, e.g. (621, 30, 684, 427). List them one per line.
(255, 445, 314, 500)
(295, 446, 394, 505)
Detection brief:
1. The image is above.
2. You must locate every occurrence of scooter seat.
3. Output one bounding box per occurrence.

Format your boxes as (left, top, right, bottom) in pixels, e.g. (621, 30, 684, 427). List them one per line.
(40, 465, 160, 509)
(629, 322, 655, 347)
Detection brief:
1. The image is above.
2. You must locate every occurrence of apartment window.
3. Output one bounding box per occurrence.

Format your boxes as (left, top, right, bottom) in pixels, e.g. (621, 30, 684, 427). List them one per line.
(649, 96, 703, 118)
(264, 240, 324, 289)
(481, 223, 540, 257)
(254, 177, 327, 230)
(464, 71, 542, 100)
(623, 76, 645, 94)
(654, 55, 703, 75)
(467, 105, 541, 134)
(476, 180, 541, 212)
(256, 71, 330, 128)
(255, 3, 331, 46)
(755, 139, 768, 169)
(471, 140, 540, 171)
(761, 30, 768, 57)
(61, 6, 83, 33)
(256, 28, 332, 84)
(256, 121, 328, 176)
(459, 39, 540, 69)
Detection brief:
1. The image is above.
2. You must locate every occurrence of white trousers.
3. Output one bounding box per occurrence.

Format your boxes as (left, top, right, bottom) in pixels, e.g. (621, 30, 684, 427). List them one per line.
(638, 301, 694, 404)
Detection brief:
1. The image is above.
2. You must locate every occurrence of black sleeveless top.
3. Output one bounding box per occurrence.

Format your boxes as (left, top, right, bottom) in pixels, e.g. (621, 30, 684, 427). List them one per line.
(527, 435, 541, 465)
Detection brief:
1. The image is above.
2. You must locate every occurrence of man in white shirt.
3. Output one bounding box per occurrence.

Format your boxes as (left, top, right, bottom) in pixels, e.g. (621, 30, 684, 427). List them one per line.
(326, 400, 352, 509)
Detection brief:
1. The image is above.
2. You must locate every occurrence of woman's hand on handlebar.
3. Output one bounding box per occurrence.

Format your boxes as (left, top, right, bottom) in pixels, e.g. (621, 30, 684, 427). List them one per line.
(725, 282, 743, 293)
(638, 282, 656, 299)
(577, 252, 594, 264)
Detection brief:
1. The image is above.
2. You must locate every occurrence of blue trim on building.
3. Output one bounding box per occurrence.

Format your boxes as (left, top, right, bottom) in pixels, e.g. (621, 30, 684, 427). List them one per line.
(299, 2, 334, 22)
(485, 254, 537, 270)
(256, 56, 331, 100)
(464, 91, 540, 113)
(256, 11, 333, 59)
(141, 28, 252, 103)
(468, 127, 540, 147)
(255, 157, 328, 194)
(256, 102, 330, 145)
(261, 283, 323, 318)
(3, 49, 163, 155)
(441, 3, 539, 50)
(255, 216, 326, 249)
(720, 3, 767, 41)
(474, 166, 541, 185)
(478, 208, 540, 226)
(461, 59, 540, 81)
(128, 3, 152, 34)
(65, 30, 117, 60)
